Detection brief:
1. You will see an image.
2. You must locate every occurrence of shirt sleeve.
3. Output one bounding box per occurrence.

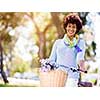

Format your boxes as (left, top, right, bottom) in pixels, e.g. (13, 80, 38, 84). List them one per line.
(49, 40, 58, 62)
(77, 39, 86, 62)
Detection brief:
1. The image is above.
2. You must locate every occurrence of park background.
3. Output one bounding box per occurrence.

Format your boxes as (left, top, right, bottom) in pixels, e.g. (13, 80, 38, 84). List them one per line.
(0, 12, 100, 87)
(0, 0, 100, 100)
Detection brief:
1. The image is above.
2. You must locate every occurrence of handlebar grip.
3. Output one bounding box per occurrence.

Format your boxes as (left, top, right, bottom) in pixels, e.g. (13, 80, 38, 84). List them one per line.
(77, 69, 87, 73)
(84, 71, 87, 73)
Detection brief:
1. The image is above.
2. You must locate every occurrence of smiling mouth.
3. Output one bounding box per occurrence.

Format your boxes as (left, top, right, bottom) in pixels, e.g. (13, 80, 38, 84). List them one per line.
(69, 31, 74, 34)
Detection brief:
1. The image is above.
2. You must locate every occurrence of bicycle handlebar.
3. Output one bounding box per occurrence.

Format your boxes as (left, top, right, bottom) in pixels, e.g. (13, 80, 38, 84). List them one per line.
(45, 62, 87, 73)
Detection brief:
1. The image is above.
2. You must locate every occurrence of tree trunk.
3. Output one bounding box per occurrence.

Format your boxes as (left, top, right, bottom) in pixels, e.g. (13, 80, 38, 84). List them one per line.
(51, 12, 64, 38)
(38, 32, 46, 59)
(0, 41, 9, 84)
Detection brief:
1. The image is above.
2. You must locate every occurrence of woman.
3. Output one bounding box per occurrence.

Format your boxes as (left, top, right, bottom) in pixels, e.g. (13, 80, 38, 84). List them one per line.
(49, 13, 86, 87)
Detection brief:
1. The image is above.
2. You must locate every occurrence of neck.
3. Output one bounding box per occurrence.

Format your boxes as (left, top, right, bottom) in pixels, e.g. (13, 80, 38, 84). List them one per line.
(67, 35, 74, 41)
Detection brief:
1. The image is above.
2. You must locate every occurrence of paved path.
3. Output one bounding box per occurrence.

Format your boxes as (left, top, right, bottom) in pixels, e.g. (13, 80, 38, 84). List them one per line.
(0, 77, 40, 87)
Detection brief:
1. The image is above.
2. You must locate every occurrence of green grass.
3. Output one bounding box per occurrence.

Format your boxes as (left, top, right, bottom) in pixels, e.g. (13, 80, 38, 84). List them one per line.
(0, 83, 37, 87)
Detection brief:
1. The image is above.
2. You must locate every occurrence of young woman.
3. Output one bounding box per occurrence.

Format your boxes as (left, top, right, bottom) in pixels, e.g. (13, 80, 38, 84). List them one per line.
(49, 13, 86, 87)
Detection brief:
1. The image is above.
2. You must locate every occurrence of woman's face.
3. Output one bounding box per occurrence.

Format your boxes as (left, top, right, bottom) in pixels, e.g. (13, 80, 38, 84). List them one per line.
(66, 23, 77, 38)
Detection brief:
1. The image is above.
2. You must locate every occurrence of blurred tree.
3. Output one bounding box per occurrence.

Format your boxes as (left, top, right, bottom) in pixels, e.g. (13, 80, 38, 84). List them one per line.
(0, 39, 9, 83)
(78, 12, 89, 25)
(0, 12, 25, 83)
(24, 12, 53, 59)
(50, 12, 64, 38)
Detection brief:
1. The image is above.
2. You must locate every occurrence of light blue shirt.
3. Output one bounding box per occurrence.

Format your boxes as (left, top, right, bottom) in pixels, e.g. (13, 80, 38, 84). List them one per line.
(49, 35, 86, 79)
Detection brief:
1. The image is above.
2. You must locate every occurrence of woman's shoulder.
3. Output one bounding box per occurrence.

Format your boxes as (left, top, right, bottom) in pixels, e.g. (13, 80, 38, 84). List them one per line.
(54, 39, 63, 43)
(78, 38, 85, 44)
(77, 38, 85, 48)
(53, 39, 63, 47)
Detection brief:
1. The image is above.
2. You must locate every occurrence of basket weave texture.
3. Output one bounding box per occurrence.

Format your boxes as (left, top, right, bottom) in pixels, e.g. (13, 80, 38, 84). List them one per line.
(39, 70, 67, 87)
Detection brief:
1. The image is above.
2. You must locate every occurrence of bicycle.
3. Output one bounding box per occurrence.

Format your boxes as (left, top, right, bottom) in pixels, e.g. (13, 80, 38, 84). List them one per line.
(39, 59, 93, 87)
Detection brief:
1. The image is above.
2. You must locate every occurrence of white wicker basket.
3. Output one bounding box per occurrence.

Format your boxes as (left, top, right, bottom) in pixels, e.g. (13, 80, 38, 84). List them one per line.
(39, 70, 67, 87)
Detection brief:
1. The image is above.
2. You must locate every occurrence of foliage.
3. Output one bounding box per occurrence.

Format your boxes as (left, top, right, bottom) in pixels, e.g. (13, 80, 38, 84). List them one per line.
(0, 83, 37, 87)
(31, 56, 40, 68)
(78, 12, 89, 25)
(10, 57, 31, 76)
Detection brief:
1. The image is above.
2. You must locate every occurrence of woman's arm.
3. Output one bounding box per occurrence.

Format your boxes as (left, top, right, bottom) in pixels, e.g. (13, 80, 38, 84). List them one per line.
(49, 40, 58, 62)
(77, 39, 86, 71)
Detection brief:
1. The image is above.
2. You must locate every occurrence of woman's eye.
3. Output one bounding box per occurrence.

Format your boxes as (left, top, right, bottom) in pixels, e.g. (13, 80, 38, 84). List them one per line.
(68, 25, 71, 27)
(72, 26, 76, 28)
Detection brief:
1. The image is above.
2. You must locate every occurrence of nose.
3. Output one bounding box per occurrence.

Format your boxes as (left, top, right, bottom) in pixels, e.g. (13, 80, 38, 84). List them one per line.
(70, 27, 73, 31)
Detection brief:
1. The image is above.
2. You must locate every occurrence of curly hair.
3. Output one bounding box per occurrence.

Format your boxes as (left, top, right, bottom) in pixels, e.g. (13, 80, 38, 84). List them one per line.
(63, 13, 82, 34)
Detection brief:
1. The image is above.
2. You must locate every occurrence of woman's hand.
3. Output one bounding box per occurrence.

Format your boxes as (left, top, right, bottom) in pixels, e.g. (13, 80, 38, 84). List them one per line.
(78, 60, 86, 71)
